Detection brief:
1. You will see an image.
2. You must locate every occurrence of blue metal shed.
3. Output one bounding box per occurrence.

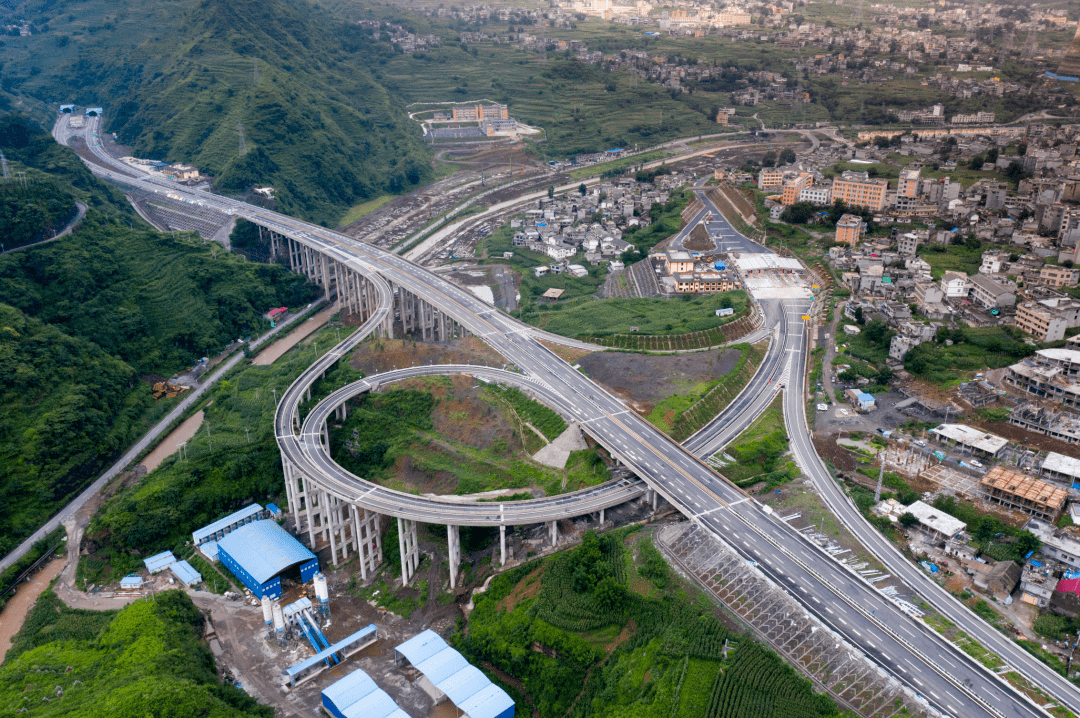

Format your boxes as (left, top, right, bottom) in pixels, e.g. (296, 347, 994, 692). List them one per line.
(192, 504, 263, 547)
(144, 551, 176, 574)
(395, 629, 448, 666)
(395, 630, 514, 718)
(322, 668, 409, 718)
(171, 559, 202, 586)
(460, 683, 516, 718)
(323, 669, 378, 718)
(119, 575, 143, 590)
(216, 520, 317, 599)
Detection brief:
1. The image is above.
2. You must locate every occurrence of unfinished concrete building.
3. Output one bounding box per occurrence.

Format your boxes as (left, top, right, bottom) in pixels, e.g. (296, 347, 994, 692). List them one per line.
(1009, 403, 1080, 446)
(979, 466, 1067, 523)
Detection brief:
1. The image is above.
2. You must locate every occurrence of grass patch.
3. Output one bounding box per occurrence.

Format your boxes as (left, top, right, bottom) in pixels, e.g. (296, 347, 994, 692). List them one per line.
(338, 194, 393, 227)
(528, 292, 748, 338)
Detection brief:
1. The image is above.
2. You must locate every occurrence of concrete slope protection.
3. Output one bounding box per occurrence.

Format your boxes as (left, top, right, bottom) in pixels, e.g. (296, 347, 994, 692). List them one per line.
(61, 114, 1070, 718)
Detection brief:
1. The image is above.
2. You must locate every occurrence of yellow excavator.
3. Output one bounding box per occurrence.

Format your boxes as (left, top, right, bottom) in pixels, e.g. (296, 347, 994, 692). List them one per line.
(152, 381, 187, 399)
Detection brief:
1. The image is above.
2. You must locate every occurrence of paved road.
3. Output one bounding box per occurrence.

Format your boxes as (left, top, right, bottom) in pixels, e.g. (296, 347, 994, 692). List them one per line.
(682, 298, 788, 458)
(0, 301, 324, 573)
(0, 201, 87, 255)
(62, 113, 1065, 717)
(297, 364, 647, 524)
(785, 311, 1080, 716)
(668, 187, 769, 257)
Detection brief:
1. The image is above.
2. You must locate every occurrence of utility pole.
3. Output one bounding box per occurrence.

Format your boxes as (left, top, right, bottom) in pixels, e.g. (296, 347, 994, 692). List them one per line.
(253, 57, 259, 85)
(0, 150, 9, 179)
(874, 442, 888, 502)
(238, 122, 248, 156)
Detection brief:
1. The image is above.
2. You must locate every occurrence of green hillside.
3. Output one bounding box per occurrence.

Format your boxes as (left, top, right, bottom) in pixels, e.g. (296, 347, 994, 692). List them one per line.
(2, 589, 271, 717)
(0, 116, 319, 557)
(0, 0, 431, 225)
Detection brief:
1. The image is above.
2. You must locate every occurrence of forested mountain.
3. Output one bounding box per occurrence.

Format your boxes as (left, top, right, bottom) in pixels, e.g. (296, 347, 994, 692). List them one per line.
(0, 0, 431, 225)
(0, 117, 318, 556)
(2, 589, 272, 717)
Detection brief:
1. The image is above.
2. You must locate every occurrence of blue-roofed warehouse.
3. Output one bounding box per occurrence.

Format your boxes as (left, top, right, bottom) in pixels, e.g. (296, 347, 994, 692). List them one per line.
(217, 520, 318, 599)
(322, 669, 410, 718)
(396, 630, 514, 718)
(170, 559, 202, 587)
(192, 504, 263, 549)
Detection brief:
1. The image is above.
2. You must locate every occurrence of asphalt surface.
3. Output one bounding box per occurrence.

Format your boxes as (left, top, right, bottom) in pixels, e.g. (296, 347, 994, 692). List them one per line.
(682, 298, 787, 457)
(668, 186, 769, 257)
(59, 113, 1070, 718)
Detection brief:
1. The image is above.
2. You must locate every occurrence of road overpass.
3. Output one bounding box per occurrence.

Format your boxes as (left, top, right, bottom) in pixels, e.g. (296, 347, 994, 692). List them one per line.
(56, 112, 1073, 718)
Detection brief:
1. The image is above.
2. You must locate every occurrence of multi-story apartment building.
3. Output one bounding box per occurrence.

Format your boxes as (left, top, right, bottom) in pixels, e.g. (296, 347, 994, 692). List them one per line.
(896, 167, 920, 203)
(1039, 265, 1080, 288)
(913, 278, 944, 308)
(939, 270, 972, 299)
(781, 173, 814, 205)
(1015, 300, 1077, 342)
(452, 103, 509, 121)
(898, 232, 920, 256)
(832, 170, 889, 212)
(757, 167, 784, 191)
(798, 186, 831, 205)
(834, 214, 863, 245)
(968, 274, 1016, 310)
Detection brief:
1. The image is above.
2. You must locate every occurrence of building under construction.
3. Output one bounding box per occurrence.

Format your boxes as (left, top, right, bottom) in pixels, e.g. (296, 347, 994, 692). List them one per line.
(1009, 403, 1080, 446)
(979, 466, 1067, 523)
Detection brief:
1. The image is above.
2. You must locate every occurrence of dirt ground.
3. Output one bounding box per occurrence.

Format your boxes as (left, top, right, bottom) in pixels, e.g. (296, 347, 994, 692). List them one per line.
(252, 307, 337, 366)
(539, 340, 594, 365)
(683, 224, 715, 252)
(140, 409, 204, 473)
(578, 347, 742, 413)
(348, 336, 505, 376)
(0, 557, 65, 661)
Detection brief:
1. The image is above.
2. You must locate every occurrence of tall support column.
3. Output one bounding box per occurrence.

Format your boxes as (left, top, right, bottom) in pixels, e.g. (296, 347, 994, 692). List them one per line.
(282, 458, 298, 521)
(652, 490, 658, 513)
(321, 254, 331, 301)
(397, 517, 420, 585)
(550, 520, 558, 548)
(322, 491, 340, 566)
(500, 525, 507, 567)
(599, 508, 605, 526)
(447, 525, 461, 590)
(301, 476, 318, 549)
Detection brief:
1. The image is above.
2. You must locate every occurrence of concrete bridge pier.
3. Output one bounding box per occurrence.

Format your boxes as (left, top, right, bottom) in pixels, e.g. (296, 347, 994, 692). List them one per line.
(447, 525, 461, 589)
(398, 518, 421, 585)
(351, 506, 382, 580)
(500, 525, 507, 566)
(320, 490, 354, 568)
(282, 460, 308, 526)
(550, 520, 558, 547)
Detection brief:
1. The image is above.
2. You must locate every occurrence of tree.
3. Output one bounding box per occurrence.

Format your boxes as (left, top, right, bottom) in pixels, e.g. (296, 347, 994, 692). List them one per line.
(780, 201, 815, 224)
(578, 183, 587, 196)
(762, 150, 777, 167)
(547, 185, 555, 199)
(854, 306, 865, 325)
(864, 319, 891, 346)
(593, 576, 627, 611)
(899, 512, 918, 528)
(779, 147, 796, 165)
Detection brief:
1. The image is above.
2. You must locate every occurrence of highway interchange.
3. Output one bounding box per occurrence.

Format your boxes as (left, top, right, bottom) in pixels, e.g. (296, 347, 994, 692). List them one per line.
(57, 112, 1080, 718)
